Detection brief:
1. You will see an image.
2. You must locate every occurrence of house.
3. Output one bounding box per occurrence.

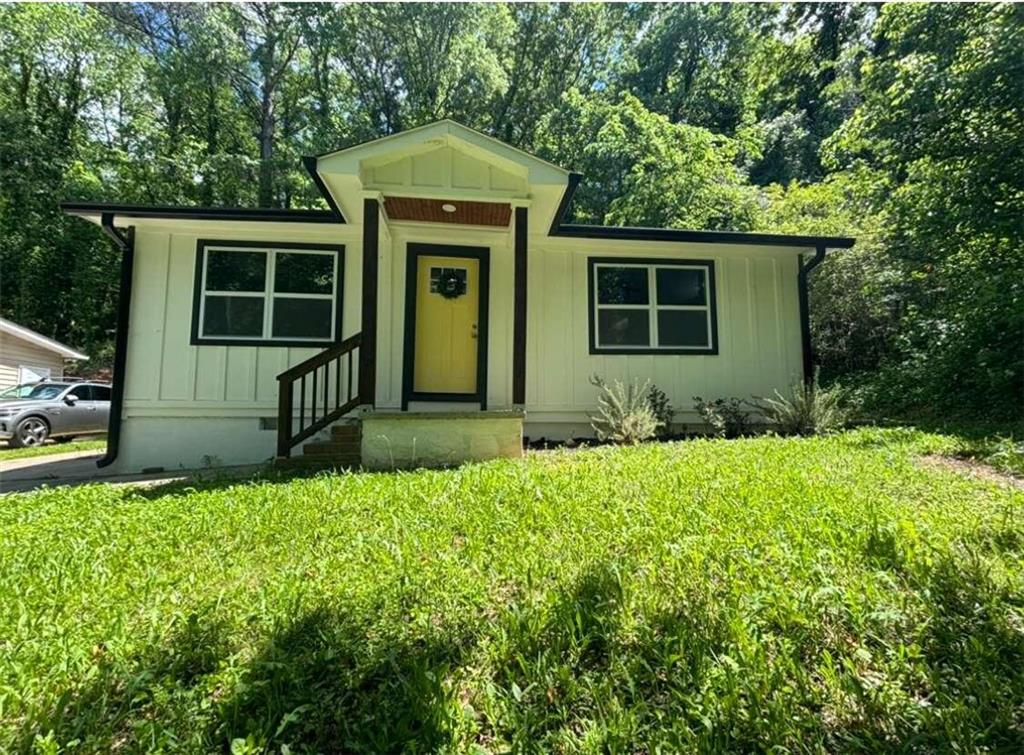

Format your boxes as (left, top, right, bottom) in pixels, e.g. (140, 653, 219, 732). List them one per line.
(62, 120, 853, 472)
(0, 317, 88, 392)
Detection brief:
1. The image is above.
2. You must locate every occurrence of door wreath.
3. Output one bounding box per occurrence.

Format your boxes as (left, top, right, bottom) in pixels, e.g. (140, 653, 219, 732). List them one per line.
(436, 268, 467, 299)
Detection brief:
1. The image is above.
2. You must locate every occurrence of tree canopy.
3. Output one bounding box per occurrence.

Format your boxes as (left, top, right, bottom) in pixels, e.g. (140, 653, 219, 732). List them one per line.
(1, 2, 1020, 418)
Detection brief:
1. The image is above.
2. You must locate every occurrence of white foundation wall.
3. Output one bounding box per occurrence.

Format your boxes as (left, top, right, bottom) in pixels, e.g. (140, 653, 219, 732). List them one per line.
(523, 236, 806, 438)
(117, 415, 279, 471)
(114, 219, 363, 472)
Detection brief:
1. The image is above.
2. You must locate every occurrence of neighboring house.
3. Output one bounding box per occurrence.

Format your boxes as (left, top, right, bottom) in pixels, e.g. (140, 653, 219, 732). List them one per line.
(62, 120, 853, 472)
(0, 317, 88, 392)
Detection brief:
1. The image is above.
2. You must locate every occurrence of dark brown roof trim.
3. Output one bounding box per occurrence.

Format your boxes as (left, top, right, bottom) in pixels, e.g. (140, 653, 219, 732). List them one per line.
(60, 202, 341, 224)
(301, 156, 347, 221)
(547, 174, 855, 249)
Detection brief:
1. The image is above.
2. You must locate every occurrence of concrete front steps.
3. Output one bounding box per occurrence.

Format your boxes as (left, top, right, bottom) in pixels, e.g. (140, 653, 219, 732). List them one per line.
(274, 421, 361, 471)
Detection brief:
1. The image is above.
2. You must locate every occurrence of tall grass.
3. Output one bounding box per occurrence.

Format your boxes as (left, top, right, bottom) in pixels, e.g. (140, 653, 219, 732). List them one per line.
(0, 429, 1021, 752)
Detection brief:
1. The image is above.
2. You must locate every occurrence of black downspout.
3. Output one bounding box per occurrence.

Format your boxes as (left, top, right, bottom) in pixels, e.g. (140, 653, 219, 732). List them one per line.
(798, 244, 827, 383)
(98, 213, 135, 468)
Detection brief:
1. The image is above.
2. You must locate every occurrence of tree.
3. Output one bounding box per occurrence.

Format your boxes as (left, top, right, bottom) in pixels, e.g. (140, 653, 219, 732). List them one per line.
(828, 3, 1024, 417)
(537, 91, 761, 230)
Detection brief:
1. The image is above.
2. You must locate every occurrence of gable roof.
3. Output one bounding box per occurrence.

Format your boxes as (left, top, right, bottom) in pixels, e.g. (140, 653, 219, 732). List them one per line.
(0, 317, 88, 360)
(312, 119, 571, 179)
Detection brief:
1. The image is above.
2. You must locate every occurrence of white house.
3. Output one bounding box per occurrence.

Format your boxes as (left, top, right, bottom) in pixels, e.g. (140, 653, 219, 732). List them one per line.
(62, 120, 853, 472)
(0, 317, 88, 392)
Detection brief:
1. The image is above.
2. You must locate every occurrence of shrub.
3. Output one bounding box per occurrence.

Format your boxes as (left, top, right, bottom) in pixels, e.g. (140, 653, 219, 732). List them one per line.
(692, 397, 751, 438)
(647, 385, 674, 437)
(753, 371, 847, 436)
(589, 375, 659, 444)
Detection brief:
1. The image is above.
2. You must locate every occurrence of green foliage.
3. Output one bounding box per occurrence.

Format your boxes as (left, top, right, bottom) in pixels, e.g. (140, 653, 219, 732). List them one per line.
(824, 3, 1024, 418)
(754, 371, 848, 436)
(646, 384, 674, 437)
(537, 91, 761, 229)
(588, 374, 659, 444)
(0, 431, 1022, 750)
(692, 396, 751, 438)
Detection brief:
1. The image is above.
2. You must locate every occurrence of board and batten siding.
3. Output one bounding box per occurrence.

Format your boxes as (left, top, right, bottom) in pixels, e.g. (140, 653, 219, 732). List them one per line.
(123, 223, 362, 417)
(524, 237, 804, 427)
(0, 334, 67, 391)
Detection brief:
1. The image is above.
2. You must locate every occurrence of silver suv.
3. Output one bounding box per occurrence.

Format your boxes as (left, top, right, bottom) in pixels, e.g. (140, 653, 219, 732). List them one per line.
(0, 381, 111, 447)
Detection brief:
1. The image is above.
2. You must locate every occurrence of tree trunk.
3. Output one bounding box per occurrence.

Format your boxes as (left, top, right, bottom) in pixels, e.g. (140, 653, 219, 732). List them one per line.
(258, 86, 274, 207)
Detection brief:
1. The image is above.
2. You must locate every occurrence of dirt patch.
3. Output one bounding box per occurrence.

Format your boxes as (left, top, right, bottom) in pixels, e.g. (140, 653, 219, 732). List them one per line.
(917, 454, 1024, 491)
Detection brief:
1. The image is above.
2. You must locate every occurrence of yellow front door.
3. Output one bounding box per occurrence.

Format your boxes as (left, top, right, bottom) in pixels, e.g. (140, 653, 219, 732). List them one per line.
(414, 255, 480, 394)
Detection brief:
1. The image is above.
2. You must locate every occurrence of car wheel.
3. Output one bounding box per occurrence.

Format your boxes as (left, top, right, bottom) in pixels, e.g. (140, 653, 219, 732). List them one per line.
(10, 416, 49, 448)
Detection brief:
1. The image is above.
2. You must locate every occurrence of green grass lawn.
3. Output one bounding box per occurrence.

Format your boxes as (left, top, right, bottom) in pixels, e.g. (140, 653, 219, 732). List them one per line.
(0, 437, 106, 462)
(1, 429, 1021, 752)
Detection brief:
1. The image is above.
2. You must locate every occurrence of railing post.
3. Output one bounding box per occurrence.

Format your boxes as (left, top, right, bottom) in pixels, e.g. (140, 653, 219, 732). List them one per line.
(273, 333, 363, 458)
(276, 379, 293, 458)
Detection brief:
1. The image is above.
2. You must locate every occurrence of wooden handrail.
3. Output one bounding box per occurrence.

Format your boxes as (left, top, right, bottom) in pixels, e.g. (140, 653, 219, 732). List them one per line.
(276, 332, 362, 382)
(276, 333, 362, 457)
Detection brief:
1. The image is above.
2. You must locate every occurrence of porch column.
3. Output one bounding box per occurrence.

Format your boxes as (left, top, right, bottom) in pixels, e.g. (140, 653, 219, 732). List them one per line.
(512, 205, 528, 405)
(360, 197, 379, 404)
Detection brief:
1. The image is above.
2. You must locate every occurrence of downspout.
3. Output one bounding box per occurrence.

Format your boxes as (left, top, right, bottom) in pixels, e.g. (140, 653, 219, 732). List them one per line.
(797, 244, 827, 383)
(97, 213, 135, 468)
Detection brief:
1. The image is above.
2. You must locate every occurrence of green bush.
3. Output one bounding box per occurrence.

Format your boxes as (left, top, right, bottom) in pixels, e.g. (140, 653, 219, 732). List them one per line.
(647, 385, 674, 437)
(692, 396, 751, 438)
(754, 371, 848, 435)
(589, 375, 659, 444)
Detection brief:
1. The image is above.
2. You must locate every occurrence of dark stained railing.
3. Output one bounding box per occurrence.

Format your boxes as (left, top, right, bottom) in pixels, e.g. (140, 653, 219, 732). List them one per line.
(276, 333, 362, 457)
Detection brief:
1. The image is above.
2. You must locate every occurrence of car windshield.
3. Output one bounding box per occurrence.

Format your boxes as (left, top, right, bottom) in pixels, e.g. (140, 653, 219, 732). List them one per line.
(0, 383, 70, 400)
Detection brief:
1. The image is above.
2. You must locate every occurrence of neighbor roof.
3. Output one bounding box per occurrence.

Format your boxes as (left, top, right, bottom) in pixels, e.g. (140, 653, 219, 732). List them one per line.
(0, 317, 88, 360)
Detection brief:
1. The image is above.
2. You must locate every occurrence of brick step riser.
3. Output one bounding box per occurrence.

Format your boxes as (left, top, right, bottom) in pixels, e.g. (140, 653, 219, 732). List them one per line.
(303, 443, 360, 454)
(273, 459, 360, 471)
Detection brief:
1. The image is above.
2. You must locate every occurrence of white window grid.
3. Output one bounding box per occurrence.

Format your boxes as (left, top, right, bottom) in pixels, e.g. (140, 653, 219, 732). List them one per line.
(199, 245, 338, 342)
(593, 262, 712, 350)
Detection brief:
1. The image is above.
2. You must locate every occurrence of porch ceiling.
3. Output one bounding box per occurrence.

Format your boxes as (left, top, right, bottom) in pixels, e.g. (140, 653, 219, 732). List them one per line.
(383, 196, 511, 227)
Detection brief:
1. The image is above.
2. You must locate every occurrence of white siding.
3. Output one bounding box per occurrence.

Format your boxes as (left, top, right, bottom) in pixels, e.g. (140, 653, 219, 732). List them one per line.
(0, 333, 68, 391)
(524, 236, 804, 431)
(123, 222, 362, 415)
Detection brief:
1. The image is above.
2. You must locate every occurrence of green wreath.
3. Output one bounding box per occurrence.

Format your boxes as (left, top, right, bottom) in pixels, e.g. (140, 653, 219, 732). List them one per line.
(437, 269, 467, 299)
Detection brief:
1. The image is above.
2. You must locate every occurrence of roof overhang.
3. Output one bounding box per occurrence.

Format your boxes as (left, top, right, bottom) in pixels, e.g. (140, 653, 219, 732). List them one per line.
(552, 223, 855, 249)
(0, 317, 88, 360)
(60, 202, 341, 225)
(546, 174, 855, 249)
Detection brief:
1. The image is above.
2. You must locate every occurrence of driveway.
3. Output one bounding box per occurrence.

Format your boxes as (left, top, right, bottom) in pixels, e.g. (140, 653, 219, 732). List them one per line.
(0, 450, 263, 494)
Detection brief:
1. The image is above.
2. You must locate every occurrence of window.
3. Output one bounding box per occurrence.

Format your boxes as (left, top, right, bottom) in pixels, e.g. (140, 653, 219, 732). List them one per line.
(589, 258, 717, 354)
(191, 241, 343, 346)
(91, 385, 112, 402)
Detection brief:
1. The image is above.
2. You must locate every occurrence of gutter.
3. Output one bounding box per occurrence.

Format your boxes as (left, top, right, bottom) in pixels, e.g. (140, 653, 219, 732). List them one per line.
(97, 213, 135, 469)
(797, 244, 827, 383)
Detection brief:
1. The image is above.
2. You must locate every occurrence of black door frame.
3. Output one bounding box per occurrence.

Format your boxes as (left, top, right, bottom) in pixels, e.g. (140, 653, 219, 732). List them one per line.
(402, 242, 490, 410)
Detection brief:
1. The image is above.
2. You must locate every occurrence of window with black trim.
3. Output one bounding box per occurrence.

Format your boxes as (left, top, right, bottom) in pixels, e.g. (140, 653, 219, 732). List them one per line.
(589, 258, 717, 354)
(192, 241, 343, 346)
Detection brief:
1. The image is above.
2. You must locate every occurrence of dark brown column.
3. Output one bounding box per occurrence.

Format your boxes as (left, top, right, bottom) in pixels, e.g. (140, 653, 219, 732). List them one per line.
(359, 198, 379, 404)
(512, 206, 528, 405)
